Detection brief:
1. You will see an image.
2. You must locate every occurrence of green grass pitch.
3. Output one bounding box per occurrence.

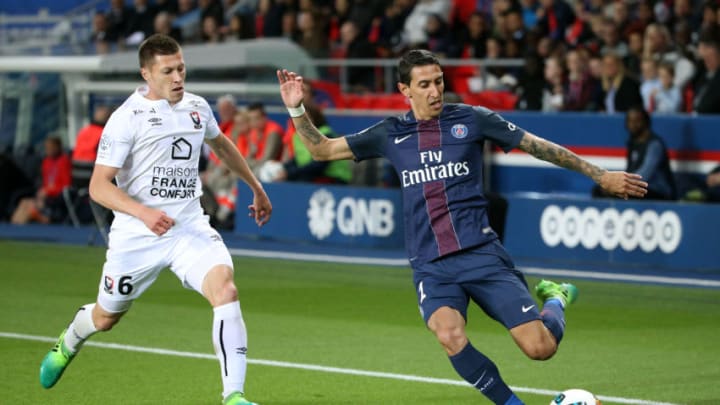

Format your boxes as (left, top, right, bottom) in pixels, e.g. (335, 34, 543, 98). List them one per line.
(1, 240, 719, 404)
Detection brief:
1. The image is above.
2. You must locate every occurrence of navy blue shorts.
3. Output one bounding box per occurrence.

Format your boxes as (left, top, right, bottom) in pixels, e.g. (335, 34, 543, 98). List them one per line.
(412, 240, 540, 329)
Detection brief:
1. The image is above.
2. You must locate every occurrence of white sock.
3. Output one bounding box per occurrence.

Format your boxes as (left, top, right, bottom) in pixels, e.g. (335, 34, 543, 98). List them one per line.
(213, 301, 248, 399)
(64, 304, 98, 353)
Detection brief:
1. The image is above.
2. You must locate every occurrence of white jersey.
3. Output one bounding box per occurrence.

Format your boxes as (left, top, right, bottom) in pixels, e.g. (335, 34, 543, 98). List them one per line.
(96, 86, 221, 234)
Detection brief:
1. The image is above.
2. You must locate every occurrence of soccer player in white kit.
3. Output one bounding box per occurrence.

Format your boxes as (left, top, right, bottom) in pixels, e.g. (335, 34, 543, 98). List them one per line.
(39, 34, 271, 405)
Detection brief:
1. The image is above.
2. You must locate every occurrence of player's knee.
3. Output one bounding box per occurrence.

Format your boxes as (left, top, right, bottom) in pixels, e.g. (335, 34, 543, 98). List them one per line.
(521, 340, 557, 360)
(212, 280, 238, 306)
(434, 326, 467, 354)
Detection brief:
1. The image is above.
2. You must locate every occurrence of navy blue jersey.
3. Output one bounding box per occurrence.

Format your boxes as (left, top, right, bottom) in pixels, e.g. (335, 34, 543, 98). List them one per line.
(346, 103, 525, 265)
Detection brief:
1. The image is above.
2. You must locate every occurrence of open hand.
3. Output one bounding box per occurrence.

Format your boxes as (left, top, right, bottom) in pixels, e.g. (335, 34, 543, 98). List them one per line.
(277, 69, 305, 109)
(598, 171, 648, 200)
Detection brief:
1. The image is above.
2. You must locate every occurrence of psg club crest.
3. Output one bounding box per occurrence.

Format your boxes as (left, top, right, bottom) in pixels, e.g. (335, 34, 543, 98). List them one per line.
(189, 111, 202, 129)
(451, 124, 468, 139)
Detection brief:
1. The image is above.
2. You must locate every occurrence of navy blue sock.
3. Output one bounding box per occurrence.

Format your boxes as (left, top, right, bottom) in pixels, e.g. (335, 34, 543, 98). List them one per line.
(449, 342, 517, 404)
(541, 298, 566, 343)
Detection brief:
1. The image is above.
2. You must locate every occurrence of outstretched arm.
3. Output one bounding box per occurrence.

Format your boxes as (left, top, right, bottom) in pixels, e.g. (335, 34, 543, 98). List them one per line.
(517, 132, 648, 199)
(276, 69, 354, 161)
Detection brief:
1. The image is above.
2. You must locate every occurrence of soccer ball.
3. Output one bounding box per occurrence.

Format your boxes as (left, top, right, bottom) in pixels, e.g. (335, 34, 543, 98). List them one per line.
(257, 160, 285, 183)
(550, 389, 601, 405)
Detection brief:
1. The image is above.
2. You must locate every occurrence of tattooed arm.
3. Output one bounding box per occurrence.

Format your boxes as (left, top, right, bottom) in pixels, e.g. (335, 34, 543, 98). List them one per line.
(289, 113, 354, 161)
(277, 69, 354, 161)
(518, 132, 648, 199)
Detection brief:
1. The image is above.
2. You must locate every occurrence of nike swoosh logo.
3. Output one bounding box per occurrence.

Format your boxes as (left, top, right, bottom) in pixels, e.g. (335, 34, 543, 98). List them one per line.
(522, 305, 535, 313)
(394, 134, 413, 144)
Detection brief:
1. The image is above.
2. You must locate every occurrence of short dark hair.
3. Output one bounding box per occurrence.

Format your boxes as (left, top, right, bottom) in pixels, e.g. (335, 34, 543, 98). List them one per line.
(247, 102, 266, 114)
(138, 34, 181, 68)
(397, 49, 441, 85)
(698, 26, 720, 52)
(625, 105, 651, 127)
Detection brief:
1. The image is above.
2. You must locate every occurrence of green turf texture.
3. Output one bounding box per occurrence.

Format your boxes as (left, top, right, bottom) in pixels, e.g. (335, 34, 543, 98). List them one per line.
(1, 241, 718, 404)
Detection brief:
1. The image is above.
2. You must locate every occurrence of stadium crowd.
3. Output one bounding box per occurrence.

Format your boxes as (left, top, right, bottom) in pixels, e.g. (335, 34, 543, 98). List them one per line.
(88, 0, 720, 114)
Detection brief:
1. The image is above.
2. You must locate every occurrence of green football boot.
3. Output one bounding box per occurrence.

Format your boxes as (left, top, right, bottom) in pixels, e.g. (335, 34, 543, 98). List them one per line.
(39, 329, 76, 389)
(223, 392, 259, 405)
(535, 279, 578, 308)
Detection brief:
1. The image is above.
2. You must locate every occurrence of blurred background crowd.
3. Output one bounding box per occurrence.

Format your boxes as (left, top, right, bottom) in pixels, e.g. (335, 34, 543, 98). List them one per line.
(84, 0, 720, 114)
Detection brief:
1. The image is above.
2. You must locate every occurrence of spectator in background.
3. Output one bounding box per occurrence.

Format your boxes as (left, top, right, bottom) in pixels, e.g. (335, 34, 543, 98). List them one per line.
(643, 23, 696, 89)
(700, 1, 719, 34)
(68, 105, 113, 224)
(599, 17, 629, 58)
(11, 136, 72, 224)
(296, 9, 330, 58)
(374, 0, 414, 57)
(202, 14, 225, 42)
(514, 52, 545, 111)
(542, 55, 565, 112)
(73, 105, 112, 164)
(639, 56, 662, 111)
(402, 0, 452, 48)
(460, 11, 491, 58)
(595, 106, 675, 200)
(336, 20, 377, 92)
(423, 13, 454, 58)
(626, 0, 655, 36)
(125, 0, 158, 46)
(106, 0, 133, 48)
(153, 11, 183, 43)
(246, 102, 285, 173)
(201, 107, 254, 229)
(231, 108, 252, 157)
(610, 0, 632, 39)
(649, 63, 682, 114)
(693, 27, 720, 114)
(623, 30, 645, 79)
(537, 0, 575, 42)
(267, 104, 352, 184)
(564, 0, 595, 49)
(257, 0, 292, 37)
(600, 52, 643, 113)
(225, 12, 256, 40)
(199, 0, 225, 28)
(564, 48, 601, 111)
(90, 12, 117, 54)
(216, 94, 237, 134)
(175, 0, 202, 42)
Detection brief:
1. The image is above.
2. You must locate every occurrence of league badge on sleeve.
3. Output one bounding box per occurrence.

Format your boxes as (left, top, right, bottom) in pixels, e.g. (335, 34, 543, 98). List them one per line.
(189, 111, 202, 129)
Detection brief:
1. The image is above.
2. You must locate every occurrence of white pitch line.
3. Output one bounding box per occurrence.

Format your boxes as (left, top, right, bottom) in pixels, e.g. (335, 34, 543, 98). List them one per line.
(521, 267, 720, 288)
(228, 248, 720, 288)
(3, 331, 679, 405)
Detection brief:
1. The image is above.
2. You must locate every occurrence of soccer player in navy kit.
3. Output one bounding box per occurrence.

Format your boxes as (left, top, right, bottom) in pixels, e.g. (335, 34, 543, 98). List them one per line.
(278, 50, 648, 404)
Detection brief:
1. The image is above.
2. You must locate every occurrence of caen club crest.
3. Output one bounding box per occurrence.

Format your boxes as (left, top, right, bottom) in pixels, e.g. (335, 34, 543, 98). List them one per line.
(189, 111, 202, 129)
(104, 275, 114, 295)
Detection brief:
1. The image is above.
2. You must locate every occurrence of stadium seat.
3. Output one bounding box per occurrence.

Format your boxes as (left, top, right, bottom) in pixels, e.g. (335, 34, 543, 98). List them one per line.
(61, 160, 110, 246)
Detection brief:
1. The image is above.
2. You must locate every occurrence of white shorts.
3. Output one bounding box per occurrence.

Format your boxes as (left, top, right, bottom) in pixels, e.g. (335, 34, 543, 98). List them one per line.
(97, 219, 233, 313)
